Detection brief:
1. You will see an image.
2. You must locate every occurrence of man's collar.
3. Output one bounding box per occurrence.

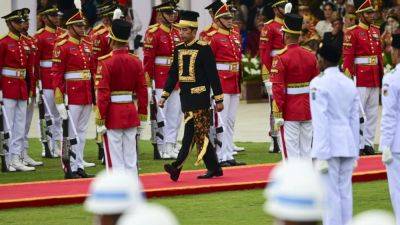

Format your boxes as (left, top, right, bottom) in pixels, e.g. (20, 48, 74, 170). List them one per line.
(45, 26, 56, 33)
(8, 32, 20, 41)
(160, 23, 171, 33)
(68, 35, 81, 45)
(185, 38, 197, 47)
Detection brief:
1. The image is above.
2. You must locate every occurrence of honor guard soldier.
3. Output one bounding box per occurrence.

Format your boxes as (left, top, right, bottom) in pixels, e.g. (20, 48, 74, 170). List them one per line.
(259, 0, 287, 154)
(20, 8, 44, 167)
(208, 1, 245, 167)
(143, 1, 182, 159)
(35, 4, 62, 158)
(342, 0, 383, 155)
(52, 6, 95, 178)
(0, 10, 37, 172)
(199, 0, 221, 43)
(270, 6, 319, 160)
(95, 18, 148, 175)
(160, 10, 224, 181)
(310, 43, 360, 225)
(379, 34, 400, 224)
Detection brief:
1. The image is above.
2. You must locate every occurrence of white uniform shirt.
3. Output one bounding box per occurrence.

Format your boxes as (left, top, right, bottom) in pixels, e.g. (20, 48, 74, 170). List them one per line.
(310, 66, 360, 159)
(380, 64, 400, 153)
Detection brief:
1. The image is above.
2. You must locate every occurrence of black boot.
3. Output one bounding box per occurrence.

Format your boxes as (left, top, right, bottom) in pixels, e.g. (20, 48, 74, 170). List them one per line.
(153, 143, 161, 160)
(76, 168, 94, 178)
(364, 145, 375, 155)
(197, 168, 223, 179)
(164, 164, 181, 182)
(272, 136, 280, 153)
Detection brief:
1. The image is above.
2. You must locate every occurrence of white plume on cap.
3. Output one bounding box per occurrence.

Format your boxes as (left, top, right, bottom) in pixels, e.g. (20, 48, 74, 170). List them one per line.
(113, 8, 123, 20)
(284, 2, 292, 14)
(74, 0, 82, 10)
(221, 0, 227, 4)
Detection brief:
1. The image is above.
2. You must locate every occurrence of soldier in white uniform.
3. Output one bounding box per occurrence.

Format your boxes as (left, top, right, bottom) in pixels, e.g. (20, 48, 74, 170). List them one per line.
(310, 43, 360, 225)
(380, 34, 400, 225)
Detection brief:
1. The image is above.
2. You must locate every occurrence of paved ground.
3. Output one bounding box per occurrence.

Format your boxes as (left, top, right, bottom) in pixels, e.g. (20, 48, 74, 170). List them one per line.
(27, 101, 381, 144)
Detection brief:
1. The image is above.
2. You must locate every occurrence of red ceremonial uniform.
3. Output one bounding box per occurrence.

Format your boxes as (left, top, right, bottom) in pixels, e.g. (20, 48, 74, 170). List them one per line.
(0, 32, 34, 100)
(52, 35, 95, 105)
(35, 26, 58, 90)
(342, 22, 383, 87)
(21, 34, 38, 96)
(143, 23, 181, 88)
(95, 48, 148, 129)
(270, 44, 319, 121)
(209, 28, 242, 94)
(199, 23, 218, 43)
(92, 26, 111, 61)
(259, 17, 284, 80)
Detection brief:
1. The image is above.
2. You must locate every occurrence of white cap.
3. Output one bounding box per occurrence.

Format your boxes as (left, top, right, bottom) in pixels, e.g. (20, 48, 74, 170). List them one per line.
(84, 169, 145, 215)
(348, 210, 396, 225)
(264, 159, 325, 222)
(117, 203, 179, 225)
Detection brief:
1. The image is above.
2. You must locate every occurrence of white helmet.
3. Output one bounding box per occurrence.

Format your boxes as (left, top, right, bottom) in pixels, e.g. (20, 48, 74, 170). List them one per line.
(348, 210, 396, 225)
(264, 159, 325, 222)
(117, 203, 179, 225)
(84, 169, 145, 215)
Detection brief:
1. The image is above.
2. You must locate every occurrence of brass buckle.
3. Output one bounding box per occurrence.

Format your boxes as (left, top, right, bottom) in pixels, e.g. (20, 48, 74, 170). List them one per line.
(231, 63, 239, 72)
(370, 56, 377, 65)
(82, 71, 91, 80)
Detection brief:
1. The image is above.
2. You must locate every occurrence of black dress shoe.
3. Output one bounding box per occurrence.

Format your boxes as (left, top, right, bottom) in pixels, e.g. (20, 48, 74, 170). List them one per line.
(227, 159, 246, 166)
(359, 148, 365, 156)
(164, 164, 181, 182)
(65, 172, 82, 179)
(76, 168, 94, 178)
(364, 145, 375, 155)
(197, 169, 223, 179)
(219, 161, 232, 167)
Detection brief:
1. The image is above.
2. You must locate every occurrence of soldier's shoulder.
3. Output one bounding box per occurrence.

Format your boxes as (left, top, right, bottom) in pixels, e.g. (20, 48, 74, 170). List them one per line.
(95, 27, 108, 35)
(371, 24, 380, 29)
(36, 28, 45, 35)
(58, 32, 68, 39)
(345, 25, 357, 31)
(129, 52, 139, 59)
(55, 39, 67, 47)
(276, 47, 287, 56)
(0, 34, 7, 41)
(202, 24, 212, 32)
(301, 45, 313, 52)
(82, 38, 92, 45)
(93, 24, 105, 32)
(197, 40, 208, 46)
(98, 52, 112, 61)
(265, 19, 273, 25)
(147, 24, 160, 33)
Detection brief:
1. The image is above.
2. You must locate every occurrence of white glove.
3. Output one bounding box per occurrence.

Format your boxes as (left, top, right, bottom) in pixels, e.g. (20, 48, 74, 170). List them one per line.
(263, 80, 273, 96)
(56, 104, 68, 120)
(274, 118, 284, 130)
(0, 91, 3, 101)
(147, 87, 152, 104)
(381, 147, 393, 164)
(96, 125, 107, 135)
(353, 160, 358, 169)
(28, 96, 35, 105)
(315, 160, 329, 174)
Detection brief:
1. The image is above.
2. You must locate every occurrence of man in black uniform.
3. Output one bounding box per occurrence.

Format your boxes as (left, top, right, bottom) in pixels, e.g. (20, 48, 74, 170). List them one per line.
(159, 10, 224, 182)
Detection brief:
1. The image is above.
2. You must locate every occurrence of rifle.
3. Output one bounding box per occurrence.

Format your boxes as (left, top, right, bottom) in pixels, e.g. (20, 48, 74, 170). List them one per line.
(61, 95, 77, 179)
(38, 80, 53, 158)
(150, 84, 165, 160)
(0, 97, 10, 172)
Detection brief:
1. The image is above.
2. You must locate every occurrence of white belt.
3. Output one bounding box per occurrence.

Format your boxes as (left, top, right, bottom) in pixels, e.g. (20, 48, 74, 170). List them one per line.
(216, 63, 239, 71)
(270, 50, 280, 57)
(40, 60, 53, 68)
(287, 86, 309, 95)
(2, 68, 26, 78)
(111, 94, 133, 103)
(64, 71, 91, 80)
(354, 56, 378, 65)
(155, 56, 172, 66)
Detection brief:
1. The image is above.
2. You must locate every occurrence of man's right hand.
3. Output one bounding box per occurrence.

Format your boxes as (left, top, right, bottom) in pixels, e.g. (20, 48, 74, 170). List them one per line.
(263, 80, 273, 96)
(215, 102, 224, 112)
(315, 160, 329, 174)
(56, 104, 68, 120)
(158, 98, 166, 108)
(96, 125, 107, 135)
(274, 118, 284, 130)
(381, 147, 393, 164)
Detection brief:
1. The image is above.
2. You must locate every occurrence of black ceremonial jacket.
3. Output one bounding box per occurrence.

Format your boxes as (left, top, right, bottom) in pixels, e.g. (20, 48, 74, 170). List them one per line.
(162, 39, 223, 112)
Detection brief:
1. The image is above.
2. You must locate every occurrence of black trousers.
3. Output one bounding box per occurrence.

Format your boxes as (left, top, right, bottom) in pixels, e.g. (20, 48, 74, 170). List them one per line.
(171, 109, 220, 172)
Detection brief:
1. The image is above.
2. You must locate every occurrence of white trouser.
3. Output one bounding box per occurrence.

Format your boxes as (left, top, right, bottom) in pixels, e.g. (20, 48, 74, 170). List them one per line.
(104, 127, 138, 176)
(3, 99, 27, 159)
(281, 121, 313, 159)
(357, 87, 379, 147)
(68, 105, 92, 171)
(386, 153, 400, 225)
(155, 89, 182, 145)
(43, 89, 62, 144)
(23, 98, 35, 150)
(321, 157, 355, 225)
(217, 94, 240, 162)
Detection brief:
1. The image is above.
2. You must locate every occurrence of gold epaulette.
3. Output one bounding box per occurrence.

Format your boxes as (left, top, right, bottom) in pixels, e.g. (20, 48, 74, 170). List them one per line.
(93, 24, 105, 32)
(265, 20, 273, 25)
(276, 47, 287, 55)
(0, 34, 6, 41)
(58, 32, 68, 39)
(197, 40, 208, 46)
(203, 24, 211, 32)
(149, 23, 159, 28)
(207, 30, 217, 36)
(148, 24, 159, 33)
(55, 39, 67, 46)
(95, 27, 108, 35)
(346, 25, 357, 31)
(36, 28, 44, 34)
(98, 52, 112, 61)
